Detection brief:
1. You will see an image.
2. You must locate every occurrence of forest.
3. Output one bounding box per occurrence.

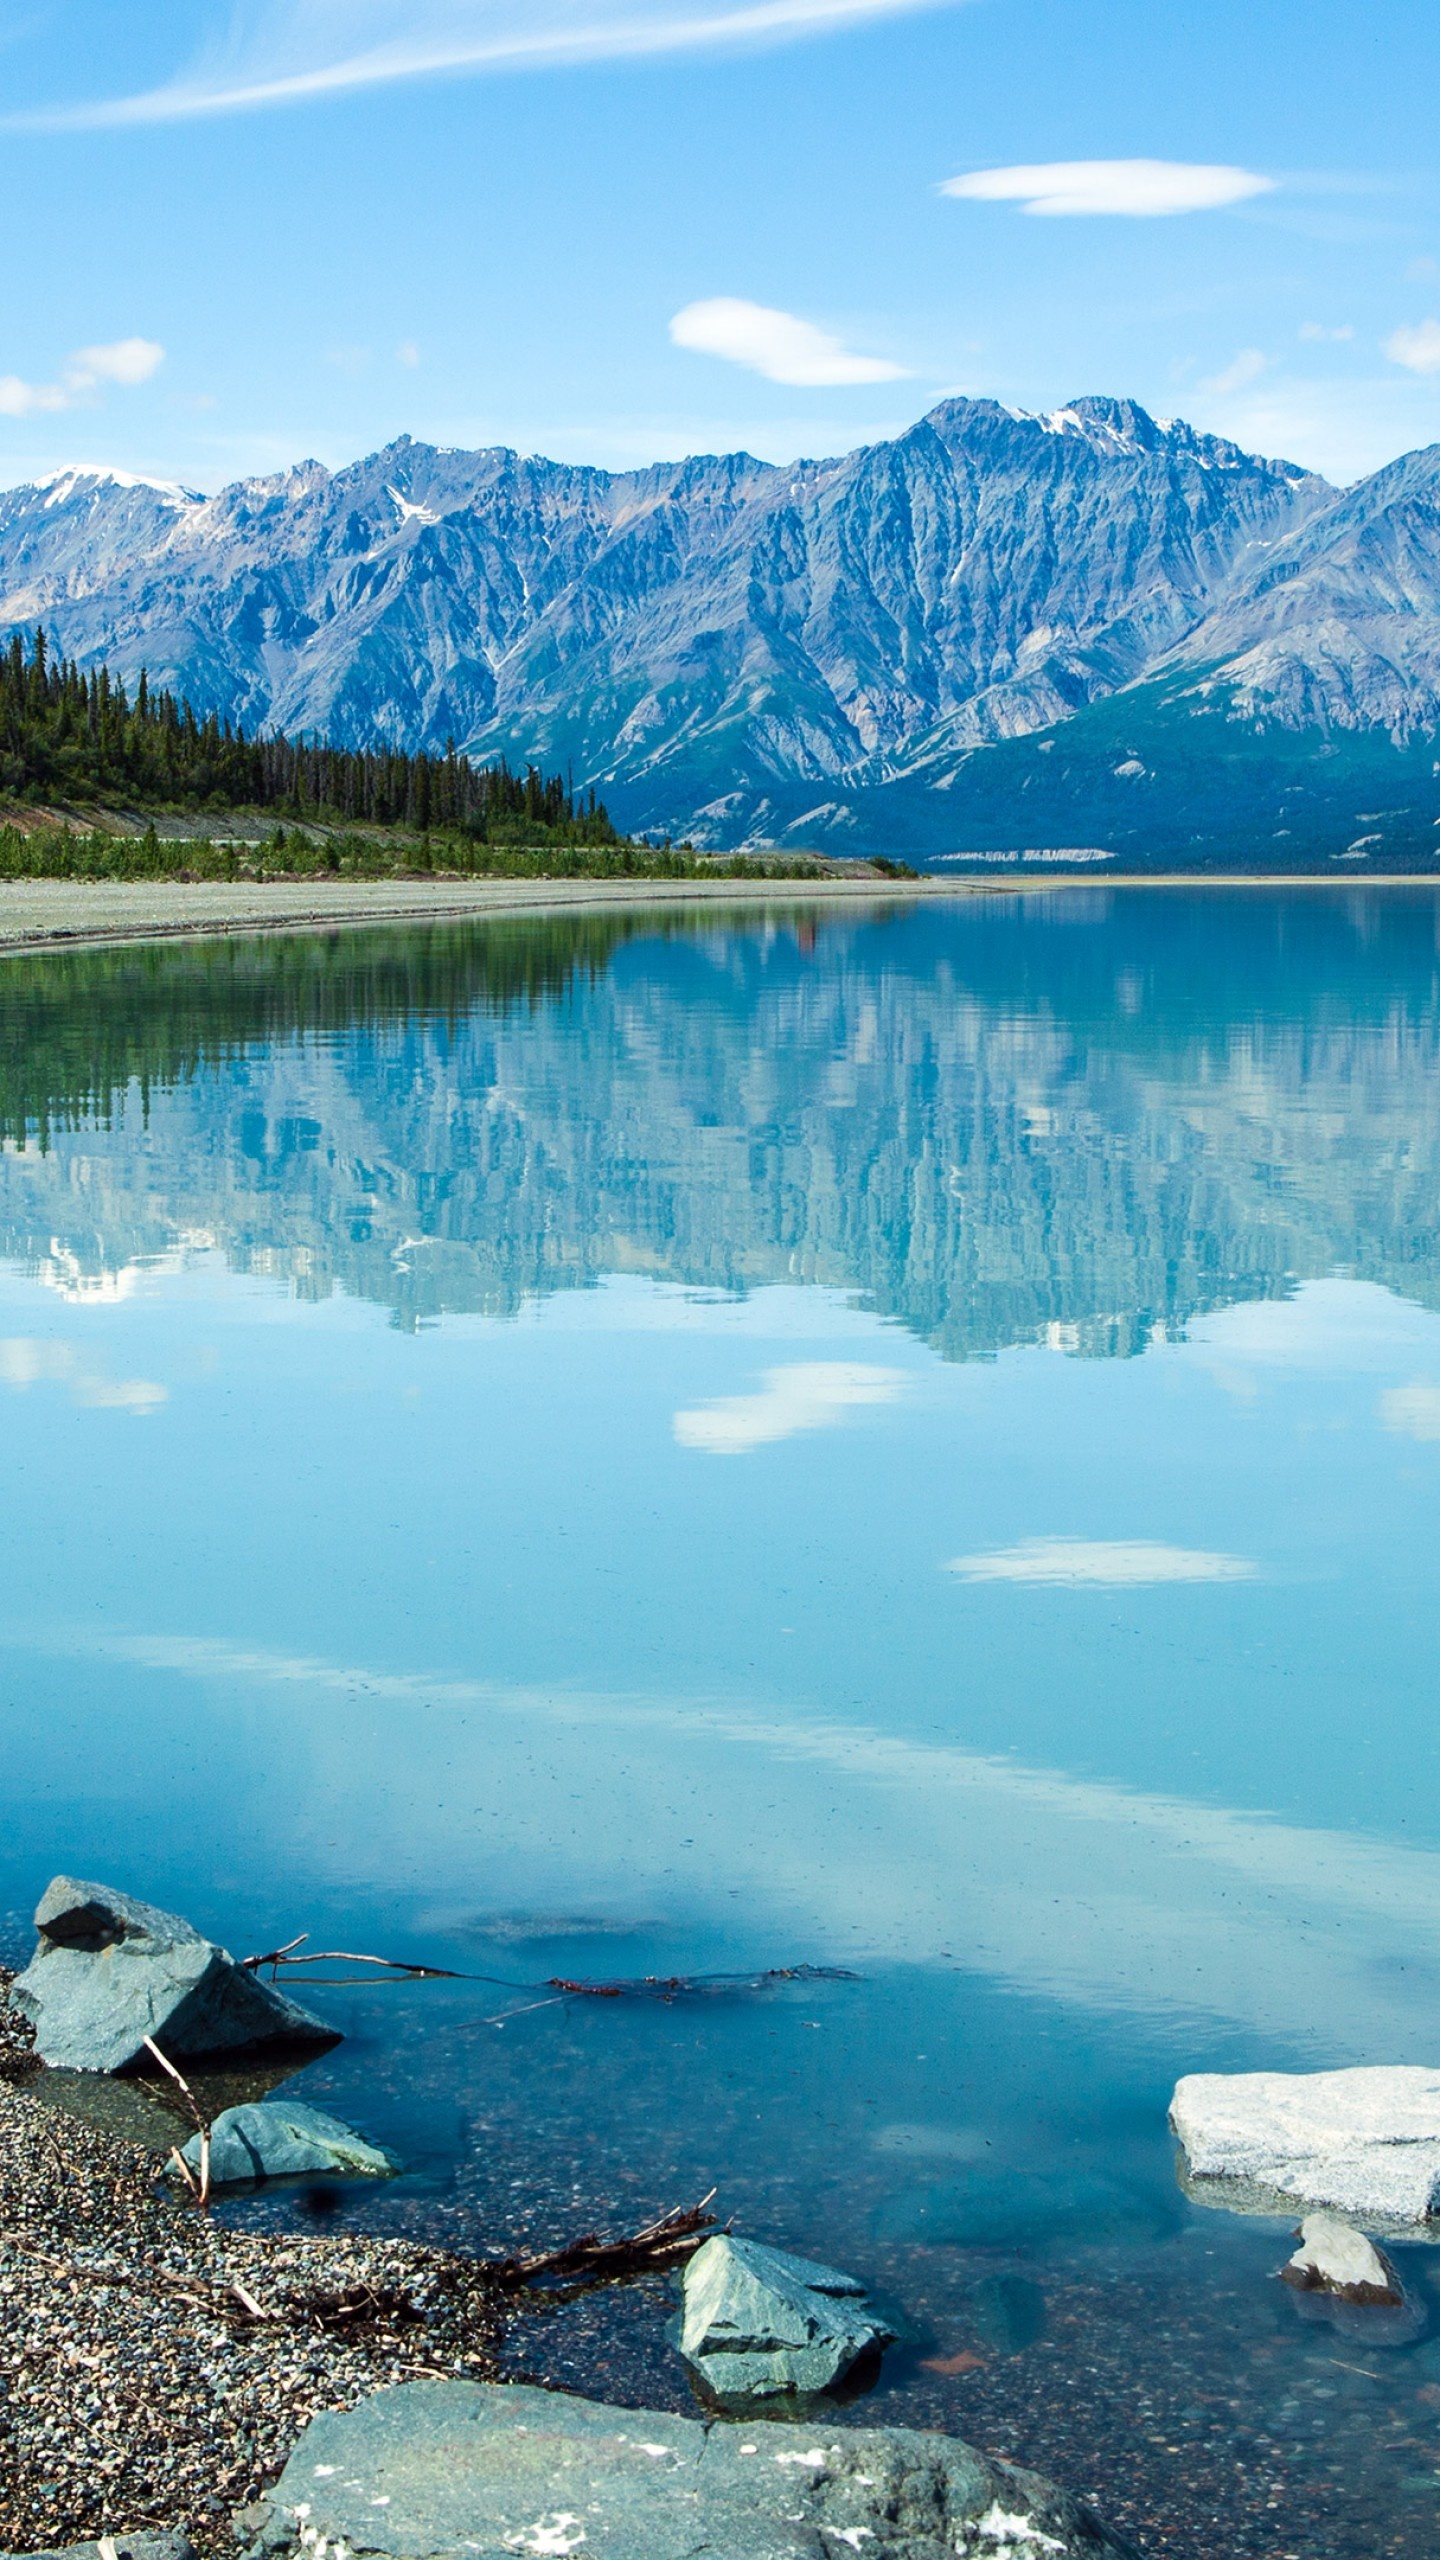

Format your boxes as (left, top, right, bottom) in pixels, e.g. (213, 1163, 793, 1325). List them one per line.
(0, 626, 623, 843)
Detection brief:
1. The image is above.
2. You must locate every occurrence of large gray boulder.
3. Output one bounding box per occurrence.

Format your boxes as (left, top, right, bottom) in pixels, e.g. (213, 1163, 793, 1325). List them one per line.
(678, 2234, 894, 2403)
(1171, 2066, 1440, 2227)
(8, 1878, 336, 2074)
(2, 2539, 196, 2560)
(171, 2099, 400, 2188)
(239, 2379, 1133, 2559)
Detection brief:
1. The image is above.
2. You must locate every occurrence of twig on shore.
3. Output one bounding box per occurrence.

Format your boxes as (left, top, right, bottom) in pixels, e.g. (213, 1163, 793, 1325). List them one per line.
(142, 2036, 210, 2207)
(486, 2194, 720, 2291)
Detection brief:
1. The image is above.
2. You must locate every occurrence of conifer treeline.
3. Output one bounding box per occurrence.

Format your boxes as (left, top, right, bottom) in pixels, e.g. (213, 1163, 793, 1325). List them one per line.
(0, 627, 621, 840)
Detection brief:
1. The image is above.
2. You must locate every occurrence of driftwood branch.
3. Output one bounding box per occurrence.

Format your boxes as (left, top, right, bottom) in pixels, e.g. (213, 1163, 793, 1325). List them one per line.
(241, 1932, 467, 1984)
(487, 2195, 720, 2290)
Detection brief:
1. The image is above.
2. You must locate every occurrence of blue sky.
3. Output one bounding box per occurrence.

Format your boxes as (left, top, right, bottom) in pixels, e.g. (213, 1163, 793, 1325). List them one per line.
(0, 0, 1436, 492)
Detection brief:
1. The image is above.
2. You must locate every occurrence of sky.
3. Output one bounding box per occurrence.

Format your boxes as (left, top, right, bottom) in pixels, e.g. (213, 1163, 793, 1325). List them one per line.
(0, 0, 1436, 494)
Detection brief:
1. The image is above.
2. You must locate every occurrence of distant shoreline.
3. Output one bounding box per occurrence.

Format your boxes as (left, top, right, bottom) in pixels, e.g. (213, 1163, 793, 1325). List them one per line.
(1, 870, 1437, 960)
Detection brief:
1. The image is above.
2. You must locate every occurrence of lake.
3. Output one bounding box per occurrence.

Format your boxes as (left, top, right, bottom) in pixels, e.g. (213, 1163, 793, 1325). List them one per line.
(3, 885, 1440, 2558)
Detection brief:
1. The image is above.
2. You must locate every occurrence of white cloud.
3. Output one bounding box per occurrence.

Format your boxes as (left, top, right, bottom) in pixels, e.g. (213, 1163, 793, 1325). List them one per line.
(0, 336, 164, 419)
(0, 1338, 167, 1416)
(13, 0, 959, 128)
(1202, 347, 1269, 396)
(947, 1537, 1257, 1587)
(70, 337, 166, 388)
(940, 159, 1276, 219)
(1385, 318, 1440, 375)
(1298, 322, 1353, 342)
(669, 297, 906, 387)
(1380, 1384, 1440, 1443)
(674, 1359, 905, 1454)
(396, 339, 421, 369)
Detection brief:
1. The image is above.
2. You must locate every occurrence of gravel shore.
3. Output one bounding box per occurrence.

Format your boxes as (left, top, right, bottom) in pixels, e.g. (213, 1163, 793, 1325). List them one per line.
(0, 874, 960, 958)
(0, 1999, 504, 2559)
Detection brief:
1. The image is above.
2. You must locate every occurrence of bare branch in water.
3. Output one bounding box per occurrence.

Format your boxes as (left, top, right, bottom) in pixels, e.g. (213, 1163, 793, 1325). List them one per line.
(546, 1965, 858, 2002)
(241, 1936, 468, 1984)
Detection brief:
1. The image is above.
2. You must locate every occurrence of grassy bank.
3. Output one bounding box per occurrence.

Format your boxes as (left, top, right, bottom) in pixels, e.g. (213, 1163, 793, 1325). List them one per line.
(0, 819, 912, 884)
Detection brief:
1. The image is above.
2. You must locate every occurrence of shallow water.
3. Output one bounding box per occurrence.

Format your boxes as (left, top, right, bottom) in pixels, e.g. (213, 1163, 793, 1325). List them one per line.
(5, 888, 1440, 2554)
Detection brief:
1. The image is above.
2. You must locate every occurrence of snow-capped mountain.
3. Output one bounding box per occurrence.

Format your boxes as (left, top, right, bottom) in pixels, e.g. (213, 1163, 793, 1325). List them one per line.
(1, 397, 1438, 858)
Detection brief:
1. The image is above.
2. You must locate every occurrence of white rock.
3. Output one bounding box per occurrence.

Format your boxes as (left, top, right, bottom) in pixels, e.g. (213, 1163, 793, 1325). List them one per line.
(1281, 2213, 1401, 2304)
(1170, 2066, 1440, 2224)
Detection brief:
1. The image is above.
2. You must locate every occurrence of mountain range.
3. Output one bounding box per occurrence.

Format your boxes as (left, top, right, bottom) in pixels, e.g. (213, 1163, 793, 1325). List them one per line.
(2, 395, 1439, 864)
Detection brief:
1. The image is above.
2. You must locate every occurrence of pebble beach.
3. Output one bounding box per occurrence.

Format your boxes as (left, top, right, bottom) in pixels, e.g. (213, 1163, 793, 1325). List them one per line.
(0, 1985, 503, 2559)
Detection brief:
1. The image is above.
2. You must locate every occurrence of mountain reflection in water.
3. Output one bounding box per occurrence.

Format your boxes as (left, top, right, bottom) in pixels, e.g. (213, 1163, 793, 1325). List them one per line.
(3, 886, 1439, 1354)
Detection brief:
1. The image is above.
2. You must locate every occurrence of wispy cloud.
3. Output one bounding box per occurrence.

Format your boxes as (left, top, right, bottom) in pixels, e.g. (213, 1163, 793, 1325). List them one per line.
(14, 0, 957, 130)
(1385, 318, 1440, 375)
(0, 337, 163, 420)
(674, 1359, 906, 1453)
(1298, 321, 1353, 342)
(1202, 347, 1269, 396)
(947, 1538, 1257, 1586)
(0, 1338, 166, 1416)
(1379, 1383, 1440, 1442)
(940, 159, 1276, 219)
(670, 298, 906, 386)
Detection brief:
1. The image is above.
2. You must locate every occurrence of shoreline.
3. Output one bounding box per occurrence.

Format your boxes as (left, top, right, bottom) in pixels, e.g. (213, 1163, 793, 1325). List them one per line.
(1, 869, 1438, 959)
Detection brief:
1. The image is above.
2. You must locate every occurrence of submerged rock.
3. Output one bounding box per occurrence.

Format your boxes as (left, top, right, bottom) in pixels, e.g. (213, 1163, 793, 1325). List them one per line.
(1281, 2213, 1402, 2305)
(1170, 2066, 1440, 2225)
(8, 1878, 337, 2075)
(1277, 2211, 1425, 2344)
(171, 2099, 401, 2188)
(678, 2232, 894, 2403)
(969, 2272, 1047, 2354)
(239, 2377, 1134, 2558)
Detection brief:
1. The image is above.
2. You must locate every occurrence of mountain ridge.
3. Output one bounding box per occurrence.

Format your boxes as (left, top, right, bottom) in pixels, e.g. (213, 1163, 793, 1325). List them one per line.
(2, 396, 1438, 859)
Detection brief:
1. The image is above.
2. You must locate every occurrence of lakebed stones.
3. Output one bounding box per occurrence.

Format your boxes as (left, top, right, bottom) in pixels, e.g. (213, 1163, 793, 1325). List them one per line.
(171, 2099, 401, 2189)
(1170, 2066, 1440, 2227)
(239, 2377, 1133, 2560)
(8, 1878, 336, 2074)
(678, 2233, 894, 2404)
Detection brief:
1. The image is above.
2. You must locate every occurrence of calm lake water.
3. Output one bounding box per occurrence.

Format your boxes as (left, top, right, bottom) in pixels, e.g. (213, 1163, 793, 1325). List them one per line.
(5, 887, 1440, 2556)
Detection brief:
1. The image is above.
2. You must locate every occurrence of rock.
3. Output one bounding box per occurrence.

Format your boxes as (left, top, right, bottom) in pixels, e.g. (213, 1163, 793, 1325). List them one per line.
(238, 2377, 1133, 2558)
(677, 2233, 894, 2404)
(1, 2538, 196, 2560)
(171, 2099, 401, 2187)
(1170, 2066, 1440, 2226)
(8, 1878, 337, 2074)
(969, 2273, 1047, 2354)
(1281, 2213, 1402, 2305)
